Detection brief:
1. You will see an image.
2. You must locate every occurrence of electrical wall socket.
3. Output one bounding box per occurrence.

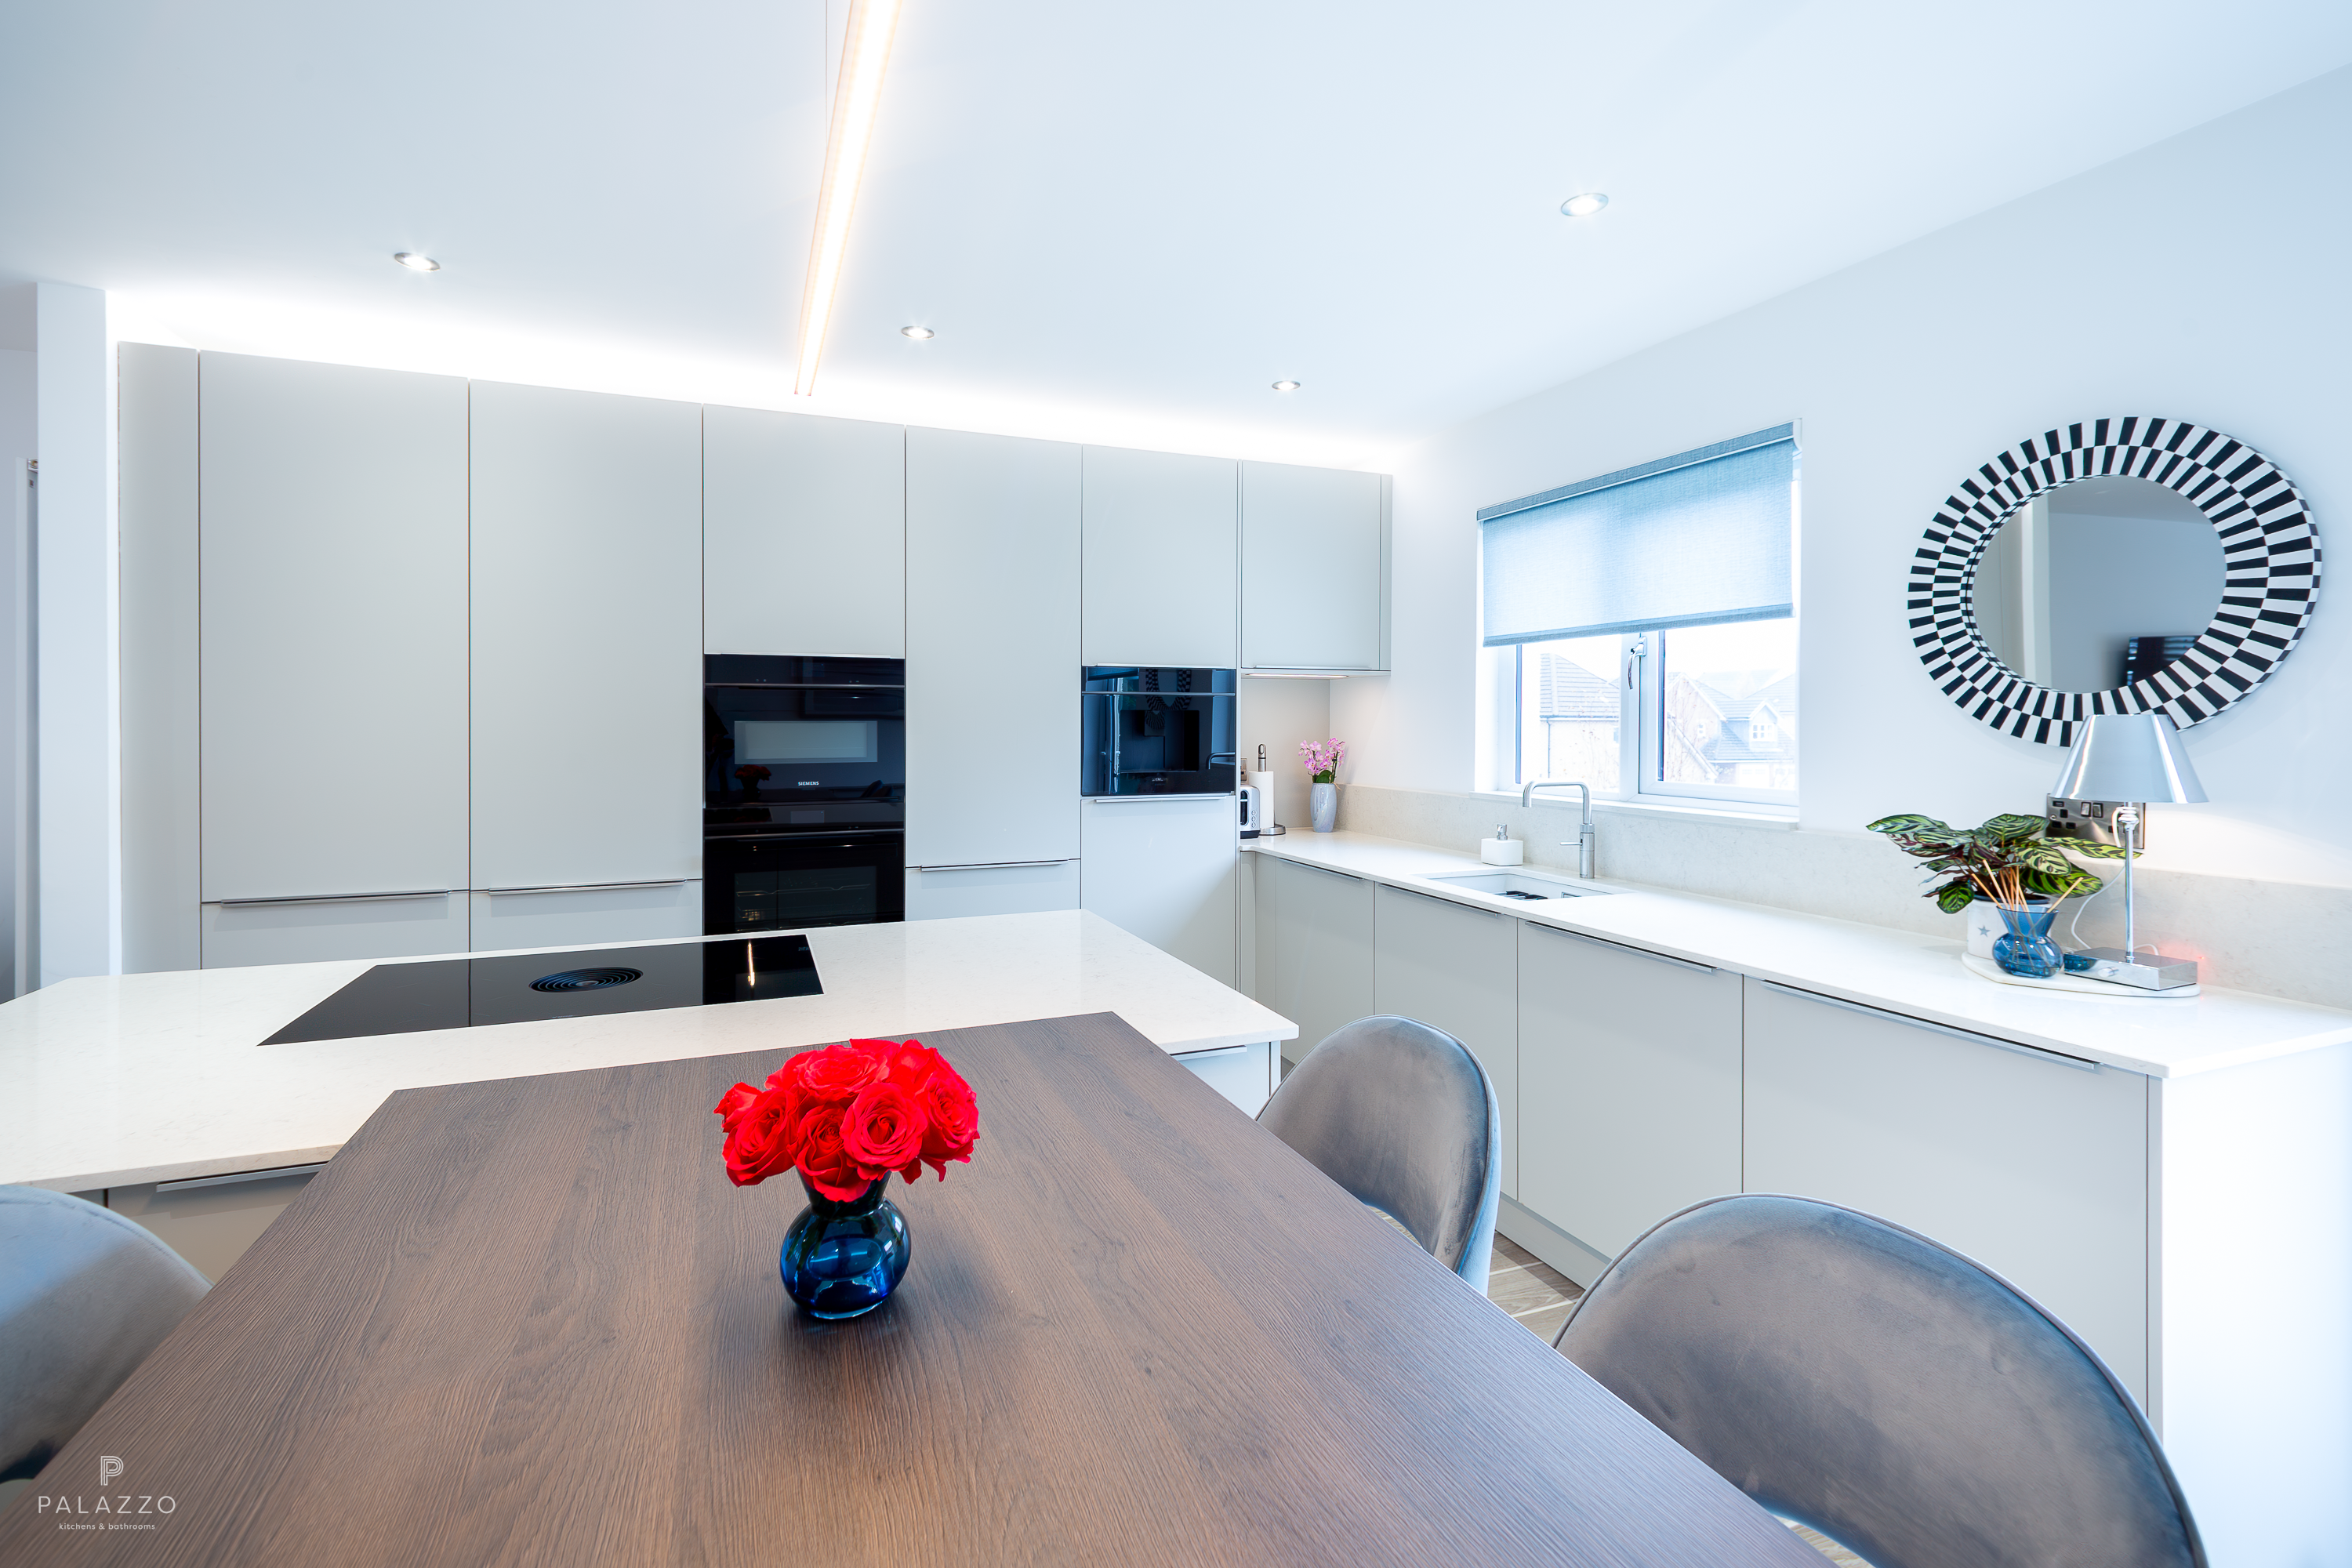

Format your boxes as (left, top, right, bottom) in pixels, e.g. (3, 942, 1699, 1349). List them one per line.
(2046, 795, 2140, 850)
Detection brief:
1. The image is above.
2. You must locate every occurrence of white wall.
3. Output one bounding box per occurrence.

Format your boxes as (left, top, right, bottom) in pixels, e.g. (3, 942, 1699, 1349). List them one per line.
(1236, 677, 1331, 833)
(1340, 67, 2352, 898)
(0, 343, 31, 994)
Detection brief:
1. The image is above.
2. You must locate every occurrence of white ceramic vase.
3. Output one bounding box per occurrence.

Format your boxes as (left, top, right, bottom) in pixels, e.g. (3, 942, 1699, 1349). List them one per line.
(1310, 781, 1338, 832)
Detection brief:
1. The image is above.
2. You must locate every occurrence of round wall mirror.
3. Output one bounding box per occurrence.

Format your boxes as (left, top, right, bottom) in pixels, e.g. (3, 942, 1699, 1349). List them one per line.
(1908, 418, 2321, 746)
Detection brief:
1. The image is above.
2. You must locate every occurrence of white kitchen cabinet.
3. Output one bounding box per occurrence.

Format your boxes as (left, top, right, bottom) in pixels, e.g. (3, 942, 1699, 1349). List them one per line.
(197, 353, 470, 907)
(1240, 463, 1385, 670)
(905, 862, 1080, 921)
(1517, 923, 1743, 1271)
(468, 881, 702, 953)
(704, 406, 904, 657)
(1080, 446, 1237, 667)
(1174, 1041, 1277, 1117)
(1373, 885, 1519, 1198)
(904, 427, 1080, 900)
(200, 892, 468, 969)
(1252, 854, 1374, 1068)
(1742, 978, 2151, 1403)
(1080, 795, 1237, 985)
(469, 383, 702, 906)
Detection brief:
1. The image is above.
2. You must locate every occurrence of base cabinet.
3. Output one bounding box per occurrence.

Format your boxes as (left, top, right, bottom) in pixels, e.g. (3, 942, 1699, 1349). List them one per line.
(1372, 885, 1519, 1199)
(1253, 855, 1374, 1067)
(1175, 1041, 1276, 1117)
(906, 862, 1081, 922)
(1742, 979, 2151, 1403)
(201, 894, 469, 970)
(468, 882, 702, 953)
(1517, 924, 1743, 1265)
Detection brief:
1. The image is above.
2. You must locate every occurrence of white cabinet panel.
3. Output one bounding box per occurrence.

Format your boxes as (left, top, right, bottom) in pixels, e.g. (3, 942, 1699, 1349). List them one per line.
(1374, 886, 1519, 1199)
(905, 427, 1079, 869)
(1176, 1041, 1276, 1117)
(1743, 980, 2150, 1403)
(470, 383, 702, 891)
(1080, 446, 1237, 667)
(201, 893, 468, 969)
(1080, 795, 1237, 985)
(468, 881, 702, 953)
(1252, 855, 1374, 1066)
(704, 406, 904, 657)
(906, 861, 1080, 921)
(1240, 463, 1384, 670)
(198, 353, 470, 902)
(1517, 924, 1743, 1261)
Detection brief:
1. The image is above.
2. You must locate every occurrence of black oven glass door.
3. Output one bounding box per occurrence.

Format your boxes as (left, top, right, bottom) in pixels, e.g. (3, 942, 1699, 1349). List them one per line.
(705, 834, 905, 935)
(1080, 666, 1236, 796)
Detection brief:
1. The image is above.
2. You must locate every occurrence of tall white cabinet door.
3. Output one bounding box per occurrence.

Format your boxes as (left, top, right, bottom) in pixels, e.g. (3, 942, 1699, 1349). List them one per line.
(704, 406, 904, 657)
(198, 352, 470, 902)
(1240, 463, 1384, 670)
(1742, 980, 2151, 1403)
(1517, 924, 1743, 1263)
(1080, 446, 1237, 666)
(905, 427, 1079, 877)
(470, 383, 702, 894)
(1373, 886, 1519, 1198)
(1251, 854, 1374, 1065)
(1080, 796, 1237, 985)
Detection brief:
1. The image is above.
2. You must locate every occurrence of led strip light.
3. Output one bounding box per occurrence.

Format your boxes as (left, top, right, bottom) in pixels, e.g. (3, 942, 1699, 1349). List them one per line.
(794, 0, 904, 395)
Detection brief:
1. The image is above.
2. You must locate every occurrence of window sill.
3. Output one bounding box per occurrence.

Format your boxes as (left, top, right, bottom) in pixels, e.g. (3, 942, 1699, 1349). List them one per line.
(1472, 790, 1798, 830)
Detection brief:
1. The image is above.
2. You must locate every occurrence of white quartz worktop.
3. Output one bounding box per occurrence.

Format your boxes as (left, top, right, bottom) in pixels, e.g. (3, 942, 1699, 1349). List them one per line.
(1, 911, 1297, 1192)
(1248, 831, 2352, 1081)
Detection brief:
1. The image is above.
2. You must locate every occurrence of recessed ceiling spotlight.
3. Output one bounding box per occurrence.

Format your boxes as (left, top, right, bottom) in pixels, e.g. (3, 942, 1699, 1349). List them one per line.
(392, 251, 441, 272)
(1559, 192, 1609, 218)
(1272, 379, 1301, 392)
(900, 325, 935, 339)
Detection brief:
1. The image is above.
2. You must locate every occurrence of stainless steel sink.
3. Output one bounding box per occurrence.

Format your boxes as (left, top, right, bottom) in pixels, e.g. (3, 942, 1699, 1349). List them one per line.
(1422, 869, 1610, 901)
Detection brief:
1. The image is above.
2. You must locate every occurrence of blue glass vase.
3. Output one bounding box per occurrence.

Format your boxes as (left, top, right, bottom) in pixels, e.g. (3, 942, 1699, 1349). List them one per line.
(780, 1173, 909, 1319)
(1992, 902, 2063, 980)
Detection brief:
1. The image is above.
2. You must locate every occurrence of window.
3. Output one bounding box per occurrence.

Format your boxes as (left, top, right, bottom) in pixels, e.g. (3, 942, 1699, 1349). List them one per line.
(1478, 426, 1798, 808)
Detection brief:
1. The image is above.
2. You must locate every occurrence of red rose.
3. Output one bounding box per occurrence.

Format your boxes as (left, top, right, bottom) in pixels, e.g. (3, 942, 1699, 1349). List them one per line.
(913, 1065, 978, 1178)
(862, 1037, 940, 1092)
(721, 1083, 803, 1187)
(787, 1042, 887, 1105)
(840, 1081, 927, 1181)
(713, 1081, 761, 1132)
(793, 1104, 870, 1202)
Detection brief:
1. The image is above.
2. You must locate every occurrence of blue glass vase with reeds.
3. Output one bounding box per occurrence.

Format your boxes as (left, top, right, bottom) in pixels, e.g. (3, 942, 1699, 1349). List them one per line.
(1992, 901, 2063, 980)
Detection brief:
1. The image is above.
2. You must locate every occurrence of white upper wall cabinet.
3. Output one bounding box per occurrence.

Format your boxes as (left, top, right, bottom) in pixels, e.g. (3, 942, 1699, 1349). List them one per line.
(704, 406, 905, 658)
(1240, 462, 1385, 670)
(197, 352, 471, 902)
(905, 427, 1080, 872)
(1080, 446, 1238, 667)
(469, 383, 702, 891)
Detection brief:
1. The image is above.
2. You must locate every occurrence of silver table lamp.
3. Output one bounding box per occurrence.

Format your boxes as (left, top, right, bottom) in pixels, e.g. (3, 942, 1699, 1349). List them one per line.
(2048, 713, 2206, 989)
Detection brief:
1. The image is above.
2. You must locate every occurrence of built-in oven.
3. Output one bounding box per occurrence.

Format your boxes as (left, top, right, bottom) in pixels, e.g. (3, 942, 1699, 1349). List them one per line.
(1080, 666, 1237, 796)
(704, 655, 904, 934)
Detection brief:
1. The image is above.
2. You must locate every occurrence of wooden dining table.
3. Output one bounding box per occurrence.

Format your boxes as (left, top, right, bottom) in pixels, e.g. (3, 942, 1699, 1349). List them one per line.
(2, 1011, 1828, 1566)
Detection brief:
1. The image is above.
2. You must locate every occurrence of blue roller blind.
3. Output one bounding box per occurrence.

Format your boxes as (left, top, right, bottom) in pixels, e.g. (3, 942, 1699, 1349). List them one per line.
(1479, 426, 1795, 647)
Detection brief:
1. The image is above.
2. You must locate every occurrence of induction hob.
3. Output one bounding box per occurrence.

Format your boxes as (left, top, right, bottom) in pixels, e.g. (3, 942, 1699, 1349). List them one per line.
(262, 933, 822, 1046)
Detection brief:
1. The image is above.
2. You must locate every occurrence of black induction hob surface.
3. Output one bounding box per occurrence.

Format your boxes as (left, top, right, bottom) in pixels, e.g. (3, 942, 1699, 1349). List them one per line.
(261, 934, 822, 1047)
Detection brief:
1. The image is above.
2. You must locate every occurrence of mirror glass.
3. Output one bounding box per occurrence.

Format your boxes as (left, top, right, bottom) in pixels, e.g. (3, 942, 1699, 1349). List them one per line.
(1972, 474, 2224, 691)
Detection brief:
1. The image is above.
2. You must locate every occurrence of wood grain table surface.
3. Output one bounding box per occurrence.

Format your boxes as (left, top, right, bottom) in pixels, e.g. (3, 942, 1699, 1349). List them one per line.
(2, 1011, 1826, 1567)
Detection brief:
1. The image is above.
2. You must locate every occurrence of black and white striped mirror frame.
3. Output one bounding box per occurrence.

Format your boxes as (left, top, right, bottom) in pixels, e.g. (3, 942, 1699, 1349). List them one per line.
(1909, 417, 2321, 747)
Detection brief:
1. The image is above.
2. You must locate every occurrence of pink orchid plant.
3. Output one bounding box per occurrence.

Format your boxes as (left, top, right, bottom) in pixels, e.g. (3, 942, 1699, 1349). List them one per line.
(1299, 739, 1347, 783)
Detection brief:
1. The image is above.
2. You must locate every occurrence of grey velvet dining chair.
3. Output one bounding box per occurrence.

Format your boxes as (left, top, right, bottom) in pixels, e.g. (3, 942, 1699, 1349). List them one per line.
(1256, 1015, 1501, 1293)
(0, 1185, 211, 1486)
(1553, 1193, 2204, 1568)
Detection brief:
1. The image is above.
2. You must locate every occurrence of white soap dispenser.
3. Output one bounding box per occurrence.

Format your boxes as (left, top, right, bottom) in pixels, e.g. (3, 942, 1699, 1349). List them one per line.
(1479, 823, 1525, 866)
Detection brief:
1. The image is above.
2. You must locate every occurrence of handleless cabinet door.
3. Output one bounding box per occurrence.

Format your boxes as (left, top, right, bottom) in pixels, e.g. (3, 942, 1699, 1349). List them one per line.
(705, 406, 904, 657)
(1374, 886, 1519, 1198)
(1742, 980, 2150, 1403)
(905, 427, 1079, 875)
(1081, 795, 1238, 985)
(1240, 463, 1384, 670)
(470, 383, 702, 892)
(1252, 855, 1374, 1065)
(1081, 446, 1237, 667)
(198, 352, 470, 903)
(1516, 924, 1743, 1261)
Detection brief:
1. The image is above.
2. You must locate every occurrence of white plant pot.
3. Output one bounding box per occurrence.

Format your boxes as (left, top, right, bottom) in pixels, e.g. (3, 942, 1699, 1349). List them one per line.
(1309, 781, 1338, 833)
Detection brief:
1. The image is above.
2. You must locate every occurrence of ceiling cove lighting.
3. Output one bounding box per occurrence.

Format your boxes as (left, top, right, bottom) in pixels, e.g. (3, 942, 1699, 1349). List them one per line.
(1272, 379, 1301, 392)
(1559, 192, 1609, 218)
(392, 252, 441, 272)
(900, 325, 934, 339)
(793, 0, 906, 396)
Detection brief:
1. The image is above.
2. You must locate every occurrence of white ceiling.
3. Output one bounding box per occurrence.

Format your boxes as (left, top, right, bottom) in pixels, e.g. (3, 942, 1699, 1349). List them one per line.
(4, 2, 2350, 466)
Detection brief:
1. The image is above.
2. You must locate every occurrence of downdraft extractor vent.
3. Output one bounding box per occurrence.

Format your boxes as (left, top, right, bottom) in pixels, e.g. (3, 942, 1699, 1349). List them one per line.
(530, 966, 644, 993)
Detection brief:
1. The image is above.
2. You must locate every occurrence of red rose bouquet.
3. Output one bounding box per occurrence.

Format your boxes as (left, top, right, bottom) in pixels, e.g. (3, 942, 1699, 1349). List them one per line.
(713, 1037, 979, 1202)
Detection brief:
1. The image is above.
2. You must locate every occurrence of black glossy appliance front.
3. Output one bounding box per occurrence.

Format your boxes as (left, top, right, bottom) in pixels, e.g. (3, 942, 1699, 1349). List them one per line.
(1080, 666, 1237, 796)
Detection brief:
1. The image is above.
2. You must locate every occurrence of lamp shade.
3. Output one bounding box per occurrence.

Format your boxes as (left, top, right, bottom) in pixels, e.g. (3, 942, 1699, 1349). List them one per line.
(2049, 713, 2208, 804)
